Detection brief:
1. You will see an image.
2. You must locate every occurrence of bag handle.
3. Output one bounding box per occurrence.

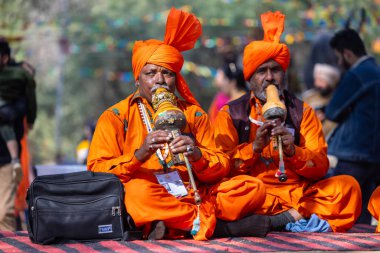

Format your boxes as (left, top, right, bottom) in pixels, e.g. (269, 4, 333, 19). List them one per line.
(62, 171, 95, 180)
(36, 171, 95, 181)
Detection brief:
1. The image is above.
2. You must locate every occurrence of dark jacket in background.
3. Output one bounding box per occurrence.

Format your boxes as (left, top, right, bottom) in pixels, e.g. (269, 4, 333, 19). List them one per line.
(326, 57, 380, 164)
(0, 116, 23, 165)
(0, 65, 35, 164)
(0, 66, 37, 125)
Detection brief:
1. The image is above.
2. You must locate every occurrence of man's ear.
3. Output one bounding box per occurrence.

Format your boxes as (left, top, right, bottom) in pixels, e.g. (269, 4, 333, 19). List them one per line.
(342, 49, 354, 63)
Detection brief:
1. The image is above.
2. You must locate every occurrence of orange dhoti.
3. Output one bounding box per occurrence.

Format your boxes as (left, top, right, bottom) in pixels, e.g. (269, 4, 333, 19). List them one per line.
(368, 186, 380, 232)
(244, 175, 361, 232)
(124, 175, 265, 240)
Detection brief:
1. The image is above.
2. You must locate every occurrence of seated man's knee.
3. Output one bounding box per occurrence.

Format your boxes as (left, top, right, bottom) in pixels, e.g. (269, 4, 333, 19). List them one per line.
(333, 174, 361, 193)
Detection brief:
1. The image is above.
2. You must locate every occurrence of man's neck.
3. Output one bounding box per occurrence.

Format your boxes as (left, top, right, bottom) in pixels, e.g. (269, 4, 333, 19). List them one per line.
(351, 55, 370, 69)
(230, 90, 246, 101)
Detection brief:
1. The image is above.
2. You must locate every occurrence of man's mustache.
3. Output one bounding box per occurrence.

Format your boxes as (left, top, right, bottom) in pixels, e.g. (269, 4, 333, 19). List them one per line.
(151, 84, 171, 93)
(262, 80, 280, 90)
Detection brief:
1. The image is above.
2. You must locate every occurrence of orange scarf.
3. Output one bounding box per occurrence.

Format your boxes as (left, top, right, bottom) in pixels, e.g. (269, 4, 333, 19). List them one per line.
(243, 11, 290, 81)
(132, 8, 202, 105)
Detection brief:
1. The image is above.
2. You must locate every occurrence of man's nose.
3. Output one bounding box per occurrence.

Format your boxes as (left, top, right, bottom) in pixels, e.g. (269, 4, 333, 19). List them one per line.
(265, 69, 274, 82)
(155, 72, 165, 84)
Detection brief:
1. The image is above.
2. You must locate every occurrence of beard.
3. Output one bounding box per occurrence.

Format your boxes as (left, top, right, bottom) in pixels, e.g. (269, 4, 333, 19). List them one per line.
(317, 86, 334, 97)
(254, 80, 284, 103)
(255, 91, 267, 102)
(341, 58, 351, 71)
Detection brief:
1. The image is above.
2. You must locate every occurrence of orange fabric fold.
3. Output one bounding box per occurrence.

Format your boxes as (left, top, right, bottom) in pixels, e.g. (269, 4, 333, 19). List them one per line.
(262, 11, 285, 43)
(132, 7, 202, 106)
(164, 7, 202, 51)
(368, 186, 380, 232)
(243, 11, 290, 80)
(15, 119, 30, 214)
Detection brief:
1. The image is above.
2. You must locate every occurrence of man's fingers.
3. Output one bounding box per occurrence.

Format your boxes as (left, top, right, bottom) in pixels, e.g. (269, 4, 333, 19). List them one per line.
(281, 135, 294, 146)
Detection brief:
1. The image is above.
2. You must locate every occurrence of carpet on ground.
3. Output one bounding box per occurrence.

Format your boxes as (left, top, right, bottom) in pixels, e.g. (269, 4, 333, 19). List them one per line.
(0, 224, 378, 252)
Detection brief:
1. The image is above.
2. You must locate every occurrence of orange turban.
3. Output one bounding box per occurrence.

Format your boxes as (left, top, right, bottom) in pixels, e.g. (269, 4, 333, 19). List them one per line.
(132, 8, 202, 105)
(243, 11, 290, 81)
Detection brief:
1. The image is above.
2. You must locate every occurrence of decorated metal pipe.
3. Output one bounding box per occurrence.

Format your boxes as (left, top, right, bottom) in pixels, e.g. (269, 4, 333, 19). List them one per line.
(262, 84, 287, 182)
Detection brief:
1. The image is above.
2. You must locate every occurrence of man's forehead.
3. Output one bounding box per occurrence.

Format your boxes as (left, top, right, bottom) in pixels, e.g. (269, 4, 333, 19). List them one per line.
(257, 59, 281, 69)
(143, 63, 160, 70)
(143, 63, 172, 72)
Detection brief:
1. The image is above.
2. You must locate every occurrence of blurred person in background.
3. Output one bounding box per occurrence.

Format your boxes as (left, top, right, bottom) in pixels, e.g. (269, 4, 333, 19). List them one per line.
(0, 38, 37, 231)
(302, 63, 340, 139)
(208, 60, 248, 123)
(326, 28, 380, 224)
(303, 32, 338, 90)
(76, 120, 96, 165)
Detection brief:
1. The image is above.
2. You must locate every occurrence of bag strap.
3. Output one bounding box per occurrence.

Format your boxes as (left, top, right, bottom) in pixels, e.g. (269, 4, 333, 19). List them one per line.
(123, 231, 143, 241)
(25, 188, 36, 242)
(122, 211, 143, 240)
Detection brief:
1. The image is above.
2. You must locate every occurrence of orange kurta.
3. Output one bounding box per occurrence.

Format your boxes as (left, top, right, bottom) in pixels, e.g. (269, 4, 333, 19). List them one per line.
(368, 186, 380, 232)
(214, 93, 362, 232)
(87, 92, 263, 240)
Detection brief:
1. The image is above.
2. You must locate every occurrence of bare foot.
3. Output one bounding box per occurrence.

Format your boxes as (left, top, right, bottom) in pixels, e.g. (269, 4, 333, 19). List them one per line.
(288, 208, 304, 221)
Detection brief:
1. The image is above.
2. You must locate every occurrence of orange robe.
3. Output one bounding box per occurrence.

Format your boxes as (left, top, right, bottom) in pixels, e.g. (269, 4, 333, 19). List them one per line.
(368, 186, 380, 232)
(15, 119, 31, 215)
(87, 92, 263, 240)
(214, 93, 361, 232)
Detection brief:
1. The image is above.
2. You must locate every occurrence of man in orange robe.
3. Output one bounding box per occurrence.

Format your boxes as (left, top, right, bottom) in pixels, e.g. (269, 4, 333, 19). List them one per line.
(214, 11, 361, 232)
(368, 187, 380, 232)
(88, 8, 273, 240)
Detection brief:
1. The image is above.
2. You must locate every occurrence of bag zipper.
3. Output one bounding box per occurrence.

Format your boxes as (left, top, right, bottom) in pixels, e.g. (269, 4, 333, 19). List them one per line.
(112, 206, 121, 216)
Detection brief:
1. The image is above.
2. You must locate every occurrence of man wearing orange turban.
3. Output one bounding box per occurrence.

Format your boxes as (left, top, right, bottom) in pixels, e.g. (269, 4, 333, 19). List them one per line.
(88, 8, 278, 240)
(214, 11, 362, 232)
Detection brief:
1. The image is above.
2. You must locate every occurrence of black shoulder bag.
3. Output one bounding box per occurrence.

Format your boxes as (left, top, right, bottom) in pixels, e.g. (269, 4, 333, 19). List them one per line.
(26, 171, 142, 244)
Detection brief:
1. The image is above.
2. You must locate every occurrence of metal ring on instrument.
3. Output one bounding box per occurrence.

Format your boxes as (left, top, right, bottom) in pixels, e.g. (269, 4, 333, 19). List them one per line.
(186, 145, 194, 153)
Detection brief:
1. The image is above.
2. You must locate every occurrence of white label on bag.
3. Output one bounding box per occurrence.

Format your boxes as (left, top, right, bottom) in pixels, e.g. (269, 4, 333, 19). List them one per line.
(98, 224, 113, 234)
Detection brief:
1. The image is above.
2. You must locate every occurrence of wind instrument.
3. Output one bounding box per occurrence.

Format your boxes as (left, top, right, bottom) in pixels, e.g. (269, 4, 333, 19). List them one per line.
(262, 84, 287, 182)
(152, 87, 201, 204)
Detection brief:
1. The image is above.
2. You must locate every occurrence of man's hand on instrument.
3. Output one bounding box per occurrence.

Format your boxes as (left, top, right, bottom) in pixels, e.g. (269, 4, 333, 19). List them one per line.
(271, 123, 295, 157)
(169, 135, 201, 162)
(252, 120, 277, 153)
(135, 130, 171, 162)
